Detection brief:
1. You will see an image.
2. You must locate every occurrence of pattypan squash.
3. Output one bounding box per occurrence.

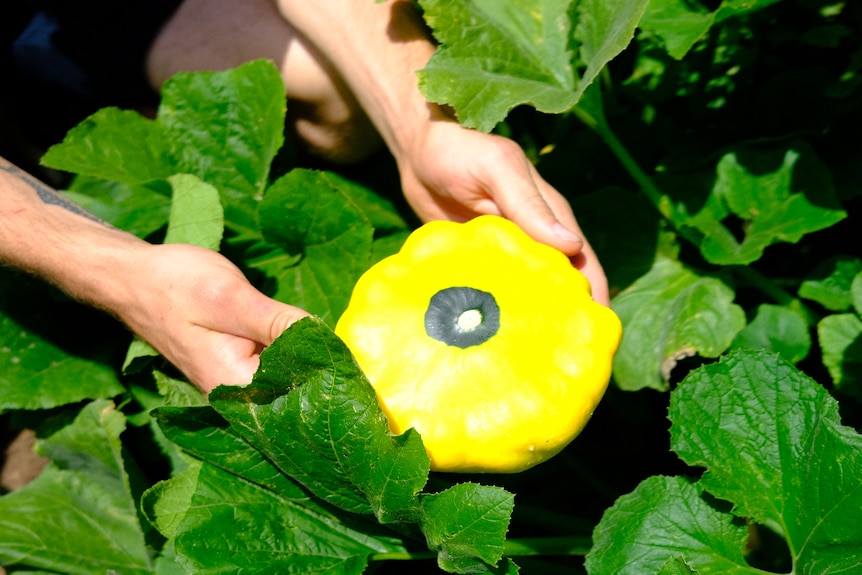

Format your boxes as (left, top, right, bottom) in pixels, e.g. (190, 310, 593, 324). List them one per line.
(335, 215, 622, 473)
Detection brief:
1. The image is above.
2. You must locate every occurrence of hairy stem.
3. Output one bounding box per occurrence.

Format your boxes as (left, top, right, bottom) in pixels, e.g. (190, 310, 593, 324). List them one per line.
(571, 104, 815, 322)
(370, 536, 592, 562)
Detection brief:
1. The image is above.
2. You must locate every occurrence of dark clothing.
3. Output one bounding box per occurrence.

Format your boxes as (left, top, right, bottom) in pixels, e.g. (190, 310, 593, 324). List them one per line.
(1, 1, 182, 176)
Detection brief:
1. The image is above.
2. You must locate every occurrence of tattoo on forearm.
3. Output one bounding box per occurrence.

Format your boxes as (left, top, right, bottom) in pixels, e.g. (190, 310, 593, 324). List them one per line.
(1, 162, 108, 225)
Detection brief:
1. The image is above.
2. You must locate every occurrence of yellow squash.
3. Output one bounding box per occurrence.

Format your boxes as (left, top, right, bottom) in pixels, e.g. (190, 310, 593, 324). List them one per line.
(335, 215, 622, 473)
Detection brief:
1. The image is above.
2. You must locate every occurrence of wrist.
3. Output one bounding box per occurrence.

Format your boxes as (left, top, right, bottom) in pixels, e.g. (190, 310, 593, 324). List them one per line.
(273, 0, 439, 160)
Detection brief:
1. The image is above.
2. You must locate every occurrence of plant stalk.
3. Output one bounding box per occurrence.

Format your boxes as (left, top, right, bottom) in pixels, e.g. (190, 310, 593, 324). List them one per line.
(370, 536, 592, 563)
(571, 104, 816, 322)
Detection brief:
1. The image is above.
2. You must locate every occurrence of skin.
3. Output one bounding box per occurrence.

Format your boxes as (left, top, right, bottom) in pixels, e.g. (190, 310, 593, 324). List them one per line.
(1, 0, 609, 394)
(0, 158, 308, 393)
(147, 0, 610, 302)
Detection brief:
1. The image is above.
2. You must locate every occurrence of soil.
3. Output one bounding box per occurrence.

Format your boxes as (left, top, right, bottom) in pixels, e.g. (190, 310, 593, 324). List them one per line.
(1, 428, 48, 491)
(1, 429, 48, 575)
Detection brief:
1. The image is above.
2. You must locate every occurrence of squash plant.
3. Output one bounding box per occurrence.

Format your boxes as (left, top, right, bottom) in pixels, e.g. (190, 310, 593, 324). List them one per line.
(2, 0, 862, 573)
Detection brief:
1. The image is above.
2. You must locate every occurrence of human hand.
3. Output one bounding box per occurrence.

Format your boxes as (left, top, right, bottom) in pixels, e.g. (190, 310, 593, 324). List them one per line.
(395, 114, 610, 306)
(115, 243, 309, 393)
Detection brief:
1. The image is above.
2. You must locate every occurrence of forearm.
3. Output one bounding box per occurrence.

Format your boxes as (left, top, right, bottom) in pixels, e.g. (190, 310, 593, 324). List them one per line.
(271, 0, 442, 159)
(0, 157, 145, 315)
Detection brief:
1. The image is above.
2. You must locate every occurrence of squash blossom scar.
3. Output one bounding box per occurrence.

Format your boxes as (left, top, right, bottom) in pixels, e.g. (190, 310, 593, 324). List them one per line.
(424, 286, 501, 348)
(457, 309, 483, 331)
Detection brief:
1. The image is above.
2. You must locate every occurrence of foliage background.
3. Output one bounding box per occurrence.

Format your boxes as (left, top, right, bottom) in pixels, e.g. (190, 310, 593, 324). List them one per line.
(2, 0, 862, 573)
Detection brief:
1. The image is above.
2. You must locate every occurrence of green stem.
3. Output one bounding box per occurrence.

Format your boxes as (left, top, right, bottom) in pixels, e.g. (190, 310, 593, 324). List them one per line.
(369, 550, 437, 562)
(503, 536, 591, 557)
(571, 105, 816, 322)
(370, 536, 591, 563)
(570, 106, 672, 222)
(733, 266, 816, 324)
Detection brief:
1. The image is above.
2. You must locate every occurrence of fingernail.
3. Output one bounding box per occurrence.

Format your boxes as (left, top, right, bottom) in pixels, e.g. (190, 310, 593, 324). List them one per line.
(553, 222, 582, 244)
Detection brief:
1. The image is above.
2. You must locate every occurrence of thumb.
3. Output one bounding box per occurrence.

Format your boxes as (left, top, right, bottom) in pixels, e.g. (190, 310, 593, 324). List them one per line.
(231, 291, 311, 347)
(261, 301, 312, 346)
(268, 304, 312, 345)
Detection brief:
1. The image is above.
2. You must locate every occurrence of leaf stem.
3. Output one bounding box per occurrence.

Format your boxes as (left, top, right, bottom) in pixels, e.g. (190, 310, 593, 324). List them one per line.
(369, 550, 437, 562)
(570, 106, 673, 223)
(571, 104, 816, 322)
(503, 536, 592, 556)
(732, 266, 816, 324)
(370, 536, 592, 563)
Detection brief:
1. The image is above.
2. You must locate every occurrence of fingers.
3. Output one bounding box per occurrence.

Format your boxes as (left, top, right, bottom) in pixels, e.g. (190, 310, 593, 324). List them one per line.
(200, 283, 309, 371)
(190, 335, 264, 394)
(463, 138, 582, 256)
(465, 139, 612, 306)
(183, 298, 310, 394)
(128, 245, 311, 393)
(498, 185, 585, 257)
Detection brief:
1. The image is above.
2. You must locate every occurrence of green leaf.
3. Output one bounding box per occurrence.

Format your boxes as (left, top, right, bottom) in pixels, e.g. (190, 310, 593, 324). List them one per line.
(148, 406, 401, 573)
(713, 0, 785, 22)
(158, 60, 285, 219)
(799, 256, 862, 312)
(417, 0, 647, 132)
(122, 337, 161, 375)
(730, 303, 810, 364)
(162, 173, 224, 250)
(420, 483, 515, 574)
(585, 475, 753, 574)
(166, 461, 397, 575)
(0, 401, 153, 573)
(314, 171, 408, 234)
(683, 149, 846, 265)
(638, 0, 715, 59)
(154, 370, 209, 409)
(153, 318, 516, 573)
(589, 350, 862, 573)
(208, 317, 430, 522)
(63, 176, 171, 238)
(41, 107, 173, 183)
(670, 350, 862, 572)
(658, 556, 699, 575)
(0, 272, 125, 414)
(853, 272, 862, 316)
(637, 0, 786, 61)
(154, 404, 319, 503)
(417, 0, 578, 132)
(818, 313, 862, 400)
(574, 0, 652, 95)
(41, 60, 286, 239)
(142, 458, 202, 540)
(611, 258, 746, 391)
(259, 169, 376, 325)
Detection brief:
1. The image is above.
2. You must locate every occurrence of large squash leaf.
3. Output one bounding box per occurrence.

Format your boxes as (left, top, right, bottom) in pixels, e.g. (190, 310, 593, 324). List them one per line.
(417, 0, 649, 132)
(586, 350, 862, 574)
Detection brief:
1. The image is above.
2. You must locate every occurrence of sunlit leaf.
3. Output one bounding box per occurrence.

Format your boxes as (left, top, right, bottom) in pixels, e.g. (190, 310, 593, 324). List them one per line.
(799, 256, 862, 312)
(259, 169, 375, 326)
(417, 0, 647, 131)
(730, 303, 810, 364)
(672, 351, 862, 573)
(588, 350, 862, 573)
(0, 401, 153, 573)
(611, 258, 745, 391)
(683, 149, 846, 265)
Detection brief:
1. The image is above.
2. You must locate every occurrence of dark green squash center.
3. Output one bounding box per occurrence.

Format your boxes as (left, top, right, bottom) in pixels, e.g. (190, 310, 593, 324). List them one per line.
(424, 287, 500, 348)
